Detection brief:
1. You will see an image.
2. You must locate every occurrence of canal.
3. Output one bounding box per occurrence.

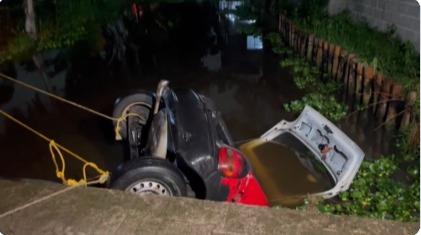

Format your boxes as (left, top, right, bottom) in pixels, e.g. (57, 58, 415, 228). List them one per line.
(0, 1, 397, 203)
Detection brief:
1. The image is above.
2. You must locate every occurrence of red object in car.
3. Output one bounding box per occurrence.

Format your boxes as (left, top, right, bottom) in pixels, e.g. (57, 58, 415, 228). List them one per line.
(218, 146, 269, 206)
(221, 172, 269, 206)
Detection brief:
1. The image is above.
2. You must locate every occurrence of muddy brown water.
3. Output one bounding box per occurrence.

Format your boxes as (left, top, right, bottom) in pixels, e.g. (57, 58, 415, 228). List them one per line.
(240, 137, 333, 207)
(0, 6, 397, 205)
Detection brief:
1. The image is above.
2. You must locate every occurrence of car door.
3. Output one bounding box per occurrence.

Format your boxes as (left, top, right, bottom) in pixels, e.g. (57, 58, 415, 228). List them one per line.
(259, 105, 364, 198)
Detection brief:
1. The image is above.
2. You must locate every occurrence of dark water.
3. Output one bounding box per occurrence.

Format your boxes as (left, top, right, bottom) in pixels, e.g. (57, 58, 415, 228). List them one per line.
(0, 3, 395, 185)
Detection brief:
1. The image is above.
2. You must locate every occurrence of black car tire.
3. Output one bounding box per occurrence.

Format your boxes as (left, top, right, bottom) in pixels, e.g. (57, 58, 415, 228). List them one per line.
(111, 158, 187, 197)
(113, 93, 154, 140)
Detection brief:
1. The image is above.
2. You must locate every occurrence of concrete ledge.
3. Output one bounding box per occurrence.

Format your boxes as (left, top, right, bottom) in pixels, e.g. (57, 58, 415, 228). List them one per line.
(0, 179, 418, 234)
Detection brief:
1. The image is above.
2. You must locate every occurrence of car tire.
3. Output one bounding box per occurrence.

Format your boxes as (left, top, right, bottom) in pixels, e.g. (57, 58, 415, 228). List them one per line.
(113, 93, 154, 140)
(111, 158, 187, 197)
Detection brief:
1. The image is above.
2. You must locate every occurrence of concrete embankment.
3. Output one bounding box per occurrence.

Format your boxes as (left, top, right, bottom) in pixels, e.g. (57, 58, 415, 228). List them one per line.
(0, 179, 418, 234)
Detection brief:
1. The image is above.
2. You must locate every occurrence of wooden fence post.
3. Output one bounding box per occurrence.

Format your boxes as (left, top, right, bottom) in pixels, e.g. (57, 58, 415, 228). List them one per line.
(322, 41, 329, 77)
(400, 91, 417, 129)
(355, 63, 364, 105)
(299, 33, 306, 57)
(332, 46, 341, 80)
(372, 74, 383, 113)
(302, 34, 309, 59)
(328, 43, 335, 75)
(384, 84, 403, 127)
(316, 39, 323, 67)
(288, 22, 294, 47)
(312, 37, 318, 64)
(362, 66, 375, 106)
(376, 79, 393, 121)
(307, 34, 314, 61)
(345, 55, 356, 97)
(336, 50, 348, 83)
(409, 123, 420, 147)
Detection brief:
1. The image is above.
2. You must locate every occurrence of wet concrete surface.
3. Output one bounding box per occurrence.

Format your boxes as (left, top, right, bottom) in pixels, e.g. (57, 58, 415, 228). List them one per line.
(0, 179, 418, 235)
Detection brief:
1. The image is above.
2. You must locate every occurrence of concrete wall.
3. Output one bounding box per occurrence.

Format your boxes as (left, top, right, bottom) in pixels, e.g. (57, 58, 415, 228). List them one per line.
(0, 179, 418, 234)
(328, 0, 420, 52)
(327, 0, 347, 15)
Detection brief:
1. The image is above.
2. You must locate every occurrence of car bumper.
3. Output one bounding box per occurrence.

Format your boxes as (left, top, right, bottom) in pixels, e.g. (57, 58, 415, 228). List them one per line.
(220, 172, 269, 206)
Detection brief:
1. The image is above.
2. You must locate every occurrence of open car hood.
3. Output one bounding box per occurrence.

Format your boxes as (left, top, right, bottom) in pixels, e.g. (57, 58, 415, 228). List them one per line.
(260, 106, 364, 198)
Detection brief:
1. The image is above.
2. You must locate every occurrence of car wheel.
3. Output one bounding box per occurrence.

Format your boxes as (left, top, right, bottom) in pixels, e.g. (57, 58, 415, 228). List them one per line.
(113, 93, 154, 141)
(111, 158, 187, 197)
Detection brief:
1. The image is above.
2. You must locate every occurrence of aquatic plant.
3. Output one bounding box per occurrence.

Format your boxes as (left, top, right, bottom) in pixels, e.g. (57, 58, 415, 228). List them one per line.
(276, 53, 347, 120)
(275, 27, 419, 220)
(284, 93, 347, 121)
(318, 135, 420, 222)
(265, 32, 292, 55)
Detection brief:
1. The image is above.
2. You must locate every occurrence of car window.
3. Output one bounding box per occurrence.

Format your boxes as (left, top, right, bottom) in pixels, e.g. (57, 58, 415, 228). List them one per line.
(240, 132, 335, 207)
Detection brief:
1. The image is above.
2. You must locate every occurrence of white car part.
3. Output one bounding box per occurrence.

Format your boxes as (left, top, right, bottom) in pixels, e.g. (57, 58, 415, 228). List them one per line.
(261, 105, 364, 198)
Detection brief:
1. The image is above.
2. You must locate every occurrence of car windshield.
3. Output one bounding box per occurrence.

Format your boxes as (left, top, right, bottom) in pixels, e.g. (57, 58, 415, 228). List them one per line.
(239, 132, 335, 207)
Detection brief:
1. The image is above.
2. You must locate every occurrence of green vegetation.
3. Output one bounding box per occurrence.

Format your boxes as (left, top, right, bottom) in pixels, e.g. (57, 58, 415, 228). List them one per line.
(267, 30, 419, 221)
(281, 0, 419, 87)
(273, 43, 347, 121)
(0, 0, 125, 63)
(267, 31, 347, 121)
(272, 2, 420, 220)
(269, 2, 420, 220)
(318, 132, 420, 222)
(265, 32, 292, 55)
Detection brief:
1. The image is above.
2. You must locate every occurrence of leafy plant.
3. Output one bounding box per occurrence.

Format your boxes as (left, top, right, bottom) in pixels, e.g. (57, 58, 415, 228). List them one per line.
(277, 33, 419, 221)
(318, 128, 420, 222)
(291, 10, 419, 86)
(284, 93, 347, 120)
(265, 32, 292, 55)
(318, 156, 419, 221)
(1, 0, 126, 63)
(0, 34, 36, 63)
(278, 53, 347, 120)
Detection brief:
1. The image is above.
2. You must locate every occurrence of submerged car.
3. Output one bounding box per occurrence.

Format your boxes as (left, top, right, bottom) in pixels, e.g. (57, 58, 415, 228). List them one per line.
(110, 80, 364, 207)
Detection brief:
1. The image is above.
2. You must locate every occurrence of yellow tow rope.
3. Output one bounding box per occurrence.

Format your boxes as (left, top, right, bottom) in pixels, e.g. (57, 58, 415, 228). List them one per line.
(0, 72, 151, 186)
(0, 73, 149, 140)
(0, 109, 108, 186)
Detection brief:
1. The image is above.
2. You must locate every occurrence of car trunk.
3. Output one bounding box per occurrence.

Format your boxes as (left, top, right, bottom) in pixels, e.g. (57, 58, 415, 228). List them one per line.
(240, 135, 335, 207)
(240, 106, 364, 207)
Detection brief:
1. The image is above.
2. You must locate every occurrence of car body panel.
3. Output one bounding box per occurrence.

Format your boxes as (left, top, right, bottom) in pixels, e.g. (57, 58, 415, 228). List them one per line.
(162, 88, 232, 200)
(221, 172, 269, 206)
(260, 105, 364, 198)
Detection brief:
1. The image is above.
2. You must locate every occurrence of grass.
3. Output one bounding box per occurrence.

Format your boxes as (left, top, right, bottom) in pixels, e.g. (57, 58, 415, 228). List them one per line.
(291, 11, 419, 88)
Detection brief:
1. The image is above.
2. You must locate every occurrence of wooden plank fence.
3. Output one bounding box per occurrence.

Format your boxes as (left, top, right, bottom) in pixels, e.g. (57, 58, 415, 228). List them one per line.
(278, 14, 419, 145)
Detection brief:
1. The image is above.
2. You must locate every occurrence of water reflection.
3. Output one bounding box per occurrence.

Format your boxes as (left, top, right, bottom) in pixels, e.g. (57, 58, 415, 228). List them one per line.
(246, 35, 263, 50)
